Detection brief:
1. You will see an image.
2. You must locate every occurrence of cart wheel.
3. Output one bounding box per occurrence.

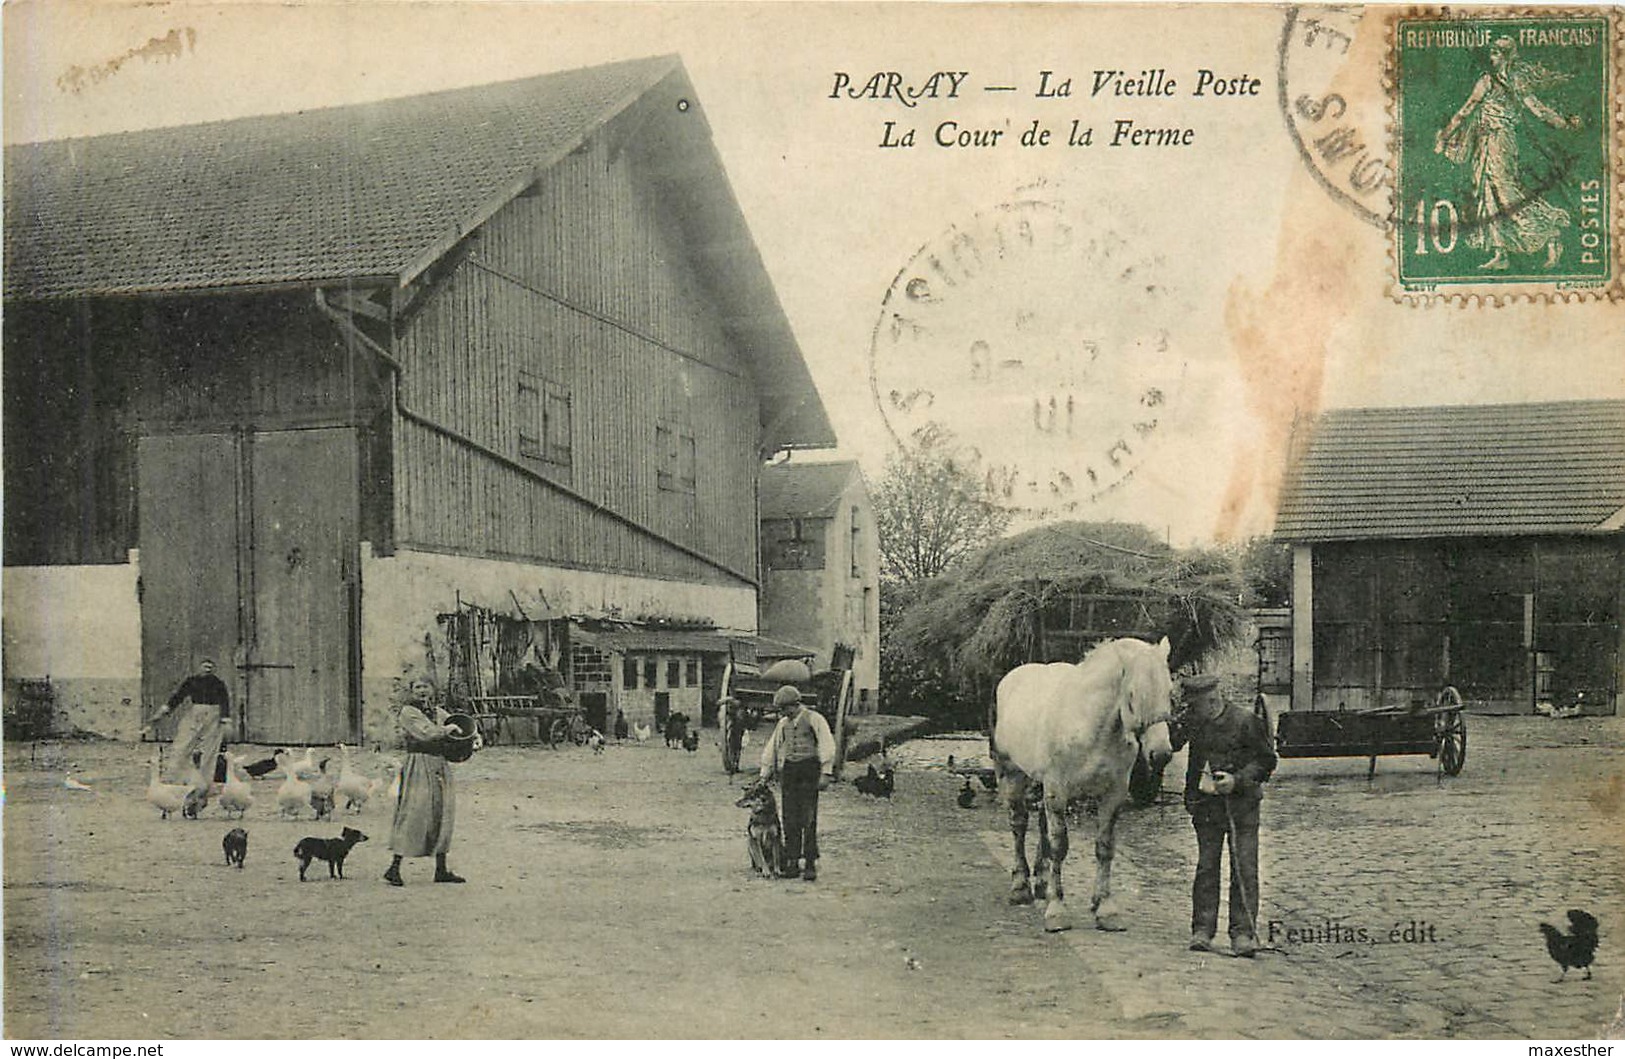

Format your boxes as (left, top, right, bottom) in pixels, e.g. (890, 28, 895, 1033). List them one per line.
(548, 717, 570, 750)
(1435, 686, 1466, 776)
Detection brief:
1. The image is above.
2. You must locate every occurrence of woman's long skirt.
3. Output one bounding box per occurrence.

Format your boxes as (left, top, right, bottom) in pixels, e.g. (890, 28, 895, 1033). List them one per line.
(389, 752, 454, 856)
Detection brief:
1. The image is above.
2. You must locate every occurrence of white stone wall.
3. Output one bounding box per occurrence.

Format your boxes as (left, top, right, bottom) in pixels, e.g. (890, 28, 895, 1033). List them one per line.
(1, 555, 143, 737)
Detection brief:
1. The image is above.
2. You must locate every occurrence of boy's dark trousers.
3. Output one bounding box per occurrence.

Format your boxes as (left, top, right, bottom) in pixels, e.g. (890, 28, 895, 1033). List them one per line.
(779, 758, 822, 866)
(1190, 797, 1259, 941)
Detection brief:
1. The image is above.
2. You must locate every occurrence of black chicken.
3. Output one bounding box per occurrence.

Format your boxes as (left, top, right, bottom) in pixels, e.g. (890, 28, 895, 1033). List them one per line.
(853, 763, 894, 799)
(1539, 908, 1599, 981)
(681, 730, 699, 753)
(956, 779, 977, 809)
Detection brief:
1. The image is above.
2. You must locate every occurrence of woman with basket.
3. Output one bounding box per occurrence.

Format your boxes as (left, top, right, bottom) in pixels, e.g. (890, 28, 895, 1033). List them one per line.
(384, 675, 471, 886)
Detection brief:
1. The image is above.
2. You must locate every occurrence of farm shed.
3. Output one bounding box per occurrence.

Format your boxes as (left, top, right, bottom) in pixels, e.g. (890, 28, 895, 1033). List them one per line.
(1273, 400, 1625, 717)
(758, 460, 881, 713)
(2, 56, 834, 744)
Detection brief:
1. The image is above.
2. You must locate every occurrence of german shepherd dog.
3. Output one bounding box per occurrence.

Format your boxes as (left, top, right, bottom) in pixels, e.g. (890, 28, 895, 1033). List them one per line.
(735, 780, 786, 878)
(293, 826, 369, 881)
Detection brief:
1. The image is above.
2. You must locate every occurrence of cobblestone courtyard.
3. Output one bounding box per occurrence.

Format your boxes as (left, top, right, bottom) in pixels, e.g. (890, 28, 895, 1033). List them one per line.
(5, 715, 1623, 1038)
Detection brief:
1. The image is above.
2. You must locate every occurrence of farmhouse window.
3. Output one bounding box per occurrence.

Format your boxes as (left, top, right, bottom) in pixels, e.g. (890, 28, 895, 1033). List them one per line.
(643, 657, 658, 688)
(623, 657, 638, 689)
(685, 659, 699, 686)
(656, 421, 697, 495)
(666, 659, 681, 688)
(763, 517, 825, 571)
(518, 371, 572, 472)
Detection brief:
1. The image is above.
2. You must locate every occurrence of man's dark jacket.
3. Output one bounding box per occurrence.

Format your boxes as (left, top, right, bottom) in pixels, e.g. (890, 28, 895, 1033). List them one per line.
(1169, 701, 1277, 820)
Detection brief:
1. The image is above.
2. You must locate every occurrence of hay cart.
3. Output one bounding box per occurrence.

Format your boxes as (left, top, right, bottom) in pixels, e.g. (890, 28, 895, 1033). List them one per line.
(718, 659, 855, 777)
(1255, 611, 1467, 778)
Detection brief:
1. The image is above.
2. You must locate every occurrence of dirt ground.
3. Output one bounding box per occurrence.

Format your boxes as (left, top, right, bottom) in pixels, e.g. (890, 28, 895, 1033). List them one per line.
(5, 717, 1624, 1040)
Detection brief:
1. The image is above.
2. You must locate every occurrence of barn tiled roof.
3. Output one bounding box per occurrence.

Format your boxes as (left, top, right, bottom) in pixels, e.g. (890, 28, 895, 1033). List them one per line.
(3, 56, 676, 298)
(1274, 400, 1625, 541)
(760, 461, 861, 520)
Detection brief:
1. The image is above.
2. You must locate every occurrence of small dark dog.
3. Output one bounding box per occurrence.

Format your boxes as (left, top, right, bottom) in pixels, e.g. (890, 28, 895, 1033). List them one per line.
(735, 780, 785, 878)
(292, 826, 369, 881)
(223, 827, 248, 869)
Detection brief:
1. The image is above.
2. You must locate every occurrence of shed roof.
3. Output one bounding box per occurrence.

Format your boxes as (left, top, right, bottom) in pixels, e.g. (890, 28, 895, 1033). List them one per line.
(3, 56, 836, 448)
(760, 460, 862, 520)
(1274, 399, 1625, 541)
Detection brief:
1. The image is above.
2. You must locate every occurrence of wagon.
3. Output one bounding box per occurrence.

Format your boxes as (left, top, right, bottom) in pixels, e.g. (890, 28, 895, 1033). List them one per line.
(717, 660, 855, 777)
(1256, 610, 1467, 778)
(464, 693, 590, 750)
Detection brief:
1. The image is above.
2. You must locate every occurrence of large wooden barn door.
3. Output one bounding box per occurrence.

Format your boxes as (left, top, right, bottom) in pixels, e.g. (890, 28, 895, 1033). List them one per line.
(243, 429, 358, 744)
(137, 434, 243, 739)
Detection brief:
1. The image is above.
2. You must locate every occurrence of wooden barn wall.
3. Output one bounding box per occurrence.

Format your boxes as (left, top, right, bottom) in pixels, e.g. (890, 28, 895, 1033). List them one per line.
(3, 294, 390, 567)
(393, 134, 761, 586)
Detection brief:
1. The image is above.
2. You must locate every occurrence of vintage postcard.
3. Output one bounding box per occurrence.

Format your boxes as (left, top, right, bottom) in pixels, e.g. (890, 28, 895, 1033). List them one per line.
(3, 1, 1623, 1043)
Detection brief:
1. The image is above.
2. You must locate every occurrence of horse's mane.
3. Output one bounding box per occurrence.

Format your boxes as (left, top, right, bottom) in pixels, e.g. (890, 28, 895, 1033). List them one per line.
(1079, 638, 1171, 734)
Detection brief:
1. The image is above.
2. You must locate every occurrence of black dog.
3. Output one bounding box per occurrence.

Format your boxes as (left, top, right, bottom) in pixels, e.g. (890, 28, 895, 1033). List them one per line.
(223, 827, 248, 869)
(735, 780, 785, 878)
(292, 826, 369, 881)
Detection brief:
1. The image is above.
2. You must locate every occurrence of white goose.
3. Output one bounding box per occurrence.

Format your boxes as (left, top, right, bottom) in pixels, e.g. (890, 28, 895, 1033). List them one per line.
(335, 744, 373, 813)
(275, 751, 313, 819)
(145, 758, 192, 820)
(219, 753, 254, 818)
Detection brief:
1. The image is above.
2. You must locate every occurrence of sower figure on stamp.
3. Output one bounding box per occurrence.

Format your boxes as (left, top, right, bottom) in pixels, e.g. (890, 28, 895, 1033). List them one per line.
(1170, 674, 1277, 957)
(1434, 36, 1582, 271)
(758, 685, 834, 881)
(384, 676, 466, 886)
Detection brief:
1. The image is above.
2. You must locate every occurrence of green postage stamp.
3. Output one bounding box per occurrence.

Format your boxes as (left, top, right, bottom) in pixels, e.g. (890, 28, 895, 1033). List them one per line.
(1394, 11, 1620, 300)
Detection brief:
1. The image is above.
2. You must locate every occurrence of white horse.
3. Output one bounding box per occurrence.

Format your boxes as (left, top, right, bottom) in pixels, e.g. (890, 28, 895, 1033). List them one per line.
(992, 636, 1174, 932)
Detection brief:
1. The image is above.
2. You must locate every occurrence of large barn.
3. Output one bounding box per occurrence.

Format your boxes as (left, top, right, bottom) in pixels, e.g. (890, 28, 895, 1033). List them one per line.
(1273, 400, 1625, 717)
(2, 56, 835, 744)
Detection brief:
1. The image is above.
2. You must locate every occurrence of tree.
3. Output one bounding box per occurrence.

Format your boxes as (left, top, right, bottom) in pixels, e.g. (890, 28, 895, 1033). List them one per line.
(874, 424, 1014, 585)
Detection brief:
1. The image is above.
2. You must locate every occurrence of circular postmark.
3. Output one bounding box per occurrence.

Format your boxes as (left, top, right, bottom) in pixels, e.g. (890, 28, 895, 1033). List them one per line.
(1277, 6, 1394, 230)
(868, 185, 1188, 522)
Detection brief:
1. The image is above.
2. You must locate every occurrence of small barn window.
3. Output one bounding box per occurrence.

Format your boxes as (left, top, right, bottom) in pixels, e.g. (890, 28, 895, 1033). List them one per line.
(623, 657, 638, 689)
(656, 421, 697, 495)
(763, 518, 825, 571)
(850, 505, 862, 577)
(518, 371, 572, 473)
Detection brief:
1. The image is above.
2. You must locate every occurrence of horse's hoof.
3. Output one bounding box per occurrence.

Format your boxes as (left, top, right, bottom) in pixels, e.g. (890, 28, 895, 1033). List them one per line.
(1043, 907, 1072, 933)
(1008, 886, 1034, 906)
(1094, 914, 1128, 933)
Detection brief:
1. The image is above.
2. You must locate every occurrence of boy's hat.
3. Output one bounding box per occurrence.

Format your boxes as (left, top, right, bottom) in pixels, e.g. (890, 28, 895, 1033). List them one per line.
(772, 685, 802, 708)
(1182, 674, 1222, 697)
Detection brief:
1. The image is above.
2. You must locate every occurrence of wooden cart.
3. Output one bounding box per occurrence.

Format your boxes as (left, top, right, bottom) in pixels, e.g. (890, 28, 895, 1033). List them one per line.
(465, 694, 590, 749)
(718, 662, 854, 777)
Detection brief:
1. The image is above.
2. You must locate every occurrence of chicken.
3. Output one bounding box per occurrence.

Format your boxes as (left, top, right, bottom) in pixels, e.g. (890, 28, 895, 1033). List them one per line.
(588, 730, 606, 755)
(145, 758, 192, 820)
(1540, 909, 1599, 981)
(275, 751, 313, 819)
(308, 757, 338, 820)
(978, 771, 998, 791)
(335, 744, 374, 813)
(957, 779, 977, 808)
(853, 763, 895, 799)
(218, 754, 254, 819)
(682, 730, 699, 753)
(633, 722, 652, 743)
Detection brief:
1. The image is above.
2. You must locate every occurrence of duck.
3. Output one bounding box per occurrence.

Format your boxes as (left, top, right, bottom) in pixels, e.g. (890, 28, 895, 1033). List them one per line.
(145, 758, 193, 820)
(957, 779, 977, 809)
(275, 751, 313, 819)
(218, 754, 254, 818)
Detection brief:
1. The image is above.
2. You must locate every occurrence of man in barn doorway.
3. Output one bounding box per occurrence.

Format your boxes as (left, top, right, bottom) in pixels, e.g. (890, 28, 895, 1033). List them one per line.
(146, 657, 233, 784)
(759, 685, 835, 881)
(1170, 673, 1276, 957)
